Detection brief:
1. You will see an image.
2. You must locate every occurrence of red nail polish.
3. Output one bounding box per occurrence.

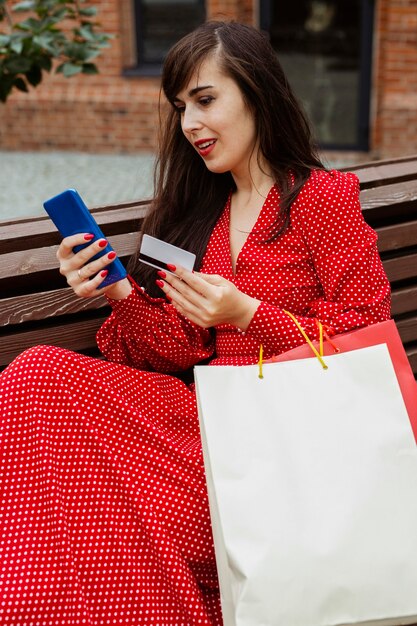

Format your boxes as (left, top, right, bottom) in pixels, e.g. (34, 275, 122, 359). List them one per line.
(166, 264, 176, 272)
(107, 251, 116, 260)
(84, 234, 94, 241)
(100, 270, 108, 278)
(155, 279, 164, 289)
(98, 240, 108, 248)
(157, 270, 166, 278)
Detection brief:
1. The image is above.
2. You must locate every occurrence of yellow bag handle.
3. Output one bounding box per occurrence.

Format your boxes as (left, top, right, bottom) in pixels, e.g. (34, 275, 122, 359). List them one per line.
(258, 310, 329, 378)
(283, 310, 328, 370)
(258, 344, 264, 379)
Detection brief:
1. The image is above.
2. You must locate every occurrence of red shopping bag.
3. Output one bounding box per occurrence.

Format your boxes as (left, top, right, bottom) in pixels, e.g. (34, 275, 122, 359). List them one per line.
(267, 319, 417, 439)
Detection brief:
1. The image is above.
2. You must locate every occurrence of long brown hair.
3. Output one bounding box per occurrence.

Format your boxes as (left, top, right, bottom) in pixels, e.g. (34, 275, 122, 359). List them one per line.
(129, 21, 324, 295)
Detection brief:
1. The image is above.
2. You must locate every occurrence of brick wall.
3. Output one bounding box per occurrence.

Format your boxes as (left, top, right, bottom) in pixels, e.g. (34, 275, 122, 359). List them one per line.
(0, 1, 161, 153)
(372, 0, 417, 157)
(0, 0, 416, 158)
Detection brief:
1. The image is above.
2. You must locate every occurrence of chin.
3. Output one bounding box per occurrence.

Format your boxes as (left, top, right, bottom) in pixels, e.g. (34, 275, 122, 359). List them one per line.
(204, 162, 229, 174)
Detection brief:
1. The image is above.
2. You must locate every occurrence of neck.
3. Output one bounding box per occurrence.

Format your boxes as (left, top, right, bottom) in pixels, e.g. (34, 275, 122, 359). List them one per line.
(231, 149, 274, 199)
(229, 153, 275, 235)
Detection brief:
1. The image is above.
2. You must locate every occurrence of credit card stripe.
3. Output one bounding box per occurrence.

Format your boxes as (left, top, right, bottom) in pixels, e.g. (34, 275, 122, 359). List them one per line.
(138, 253, 170, 270)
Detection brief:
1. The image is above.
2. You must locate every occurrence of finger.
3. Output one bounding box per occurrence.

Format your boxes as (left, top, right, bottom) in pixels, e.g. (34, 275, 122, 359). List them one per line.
(73, 269, 111, 299)
(60, 246, 117, 285)
(76, 250, 119, 281)
(197, 273, 225, 286)
(165, 267, 218, 299)
(162, 280, 216, 326)
(167, 294, 210, 327)
(73, 238, 109, 266)
(57, 233, 95, 260)
(157, 274, 207, 310)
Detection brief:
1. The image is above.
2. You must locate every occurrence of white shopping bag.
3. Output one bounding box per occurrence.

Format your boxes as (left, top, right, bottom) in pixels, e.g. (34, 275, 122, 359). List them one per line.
(194, 344, 417, 626)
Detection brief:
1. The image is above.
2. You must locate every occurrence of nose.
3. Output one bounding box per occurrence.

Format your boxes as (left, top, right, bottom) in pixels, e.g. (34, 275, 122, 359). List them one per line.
(181, 105, 202, 134)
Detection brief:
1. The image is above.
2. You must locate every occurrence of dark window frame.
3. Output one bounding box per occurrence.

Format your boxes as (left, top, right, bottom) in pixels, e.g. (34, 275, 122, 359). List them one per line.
(124, 0, 206, 77)
(259, 0, 375, 151)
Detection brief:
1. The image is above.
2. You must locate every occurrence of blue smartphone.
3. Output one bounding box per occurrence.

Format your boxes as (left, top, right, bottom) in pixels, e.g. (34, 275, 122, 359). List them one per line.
(43, 189, 127, 288)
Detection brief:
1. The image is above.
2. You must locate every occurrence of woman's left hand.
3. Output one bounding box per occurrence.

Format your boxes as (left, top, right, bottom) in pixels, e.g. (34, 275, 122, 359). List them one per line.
(156, 266, 260, 330)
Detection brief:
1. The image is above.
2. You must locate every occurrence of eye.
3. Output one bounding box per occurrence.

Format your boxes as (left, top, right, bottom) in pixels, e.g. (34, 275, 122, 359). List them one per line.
(172, 102, 185, 114)
(199, 95, 214, 107)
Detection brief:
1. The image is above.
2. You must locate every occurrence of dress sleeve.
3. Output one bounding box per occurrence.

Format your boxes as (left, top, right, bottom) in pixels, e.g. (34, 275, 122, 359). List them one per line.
(96, 280, 215, 371)
(244, 170, 391, 356)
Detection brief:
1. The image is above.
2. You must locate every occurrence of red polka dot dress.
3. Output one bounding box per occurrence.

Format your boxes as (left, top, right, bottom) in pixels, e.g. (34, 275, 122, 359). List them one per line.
(0, 170, 390, 625)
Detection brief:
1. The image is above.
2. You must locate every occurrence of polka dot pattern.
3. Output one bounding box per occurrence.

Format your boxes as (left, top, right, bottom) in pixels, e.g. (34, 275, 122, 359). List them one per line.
(0, 169, 390, 624)
(1, 347, 219, 625)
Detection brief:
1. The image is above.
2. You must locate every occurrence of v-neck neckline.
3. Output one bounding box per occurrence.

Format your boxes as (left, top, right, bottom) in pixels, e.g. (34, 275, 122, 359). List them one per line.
(225, 185, 276, 277)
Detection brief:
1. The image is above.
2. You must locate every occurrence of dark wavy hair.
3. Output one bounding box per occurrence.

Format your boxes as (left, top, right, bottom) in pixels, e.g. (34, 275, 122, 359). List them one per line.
(129, 21, 324, 295)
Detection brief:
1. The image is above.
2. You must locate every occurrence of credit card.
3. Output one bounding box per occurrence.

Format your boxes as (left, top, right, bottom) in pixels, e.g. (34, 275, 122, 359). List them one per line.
(139, 234, 196, 272)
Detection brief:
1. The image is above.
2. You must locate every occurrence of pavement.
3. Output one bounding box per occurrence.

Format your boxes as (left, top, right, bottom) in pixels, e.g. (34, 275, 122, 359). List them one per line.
(0, 150, 156, 222)
(0, 149, 363, 223)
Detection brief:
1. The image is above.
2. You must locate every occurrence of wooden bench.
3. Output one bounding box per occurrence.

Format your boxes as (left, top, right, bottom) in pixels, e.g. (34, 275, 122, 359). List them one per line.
(1, 155, 417, 375)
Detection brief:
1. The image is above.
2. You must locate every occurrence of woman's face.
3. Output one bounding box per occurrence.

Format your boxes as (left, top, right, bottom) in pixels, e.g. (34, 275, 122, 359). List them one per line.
(174, 55, 259, 180)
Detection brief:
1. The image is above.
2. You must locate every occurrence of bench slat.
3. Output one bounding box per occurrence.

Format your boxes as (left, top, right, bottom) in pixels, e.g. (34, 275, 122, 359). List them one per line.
(3, 223, 416, 284)
(408, 346, 417, 373)
(2, 273, 415, 324)
(382, 253, 417, 283)
(377, 221, 417, 253)
(391, 286, 417, 317)
(348, 158, 417, 188)
(396, 316, 417, 345)
(0, 232, 139, 281)
(0, 203, 148, 253)
(361, 179, 417, 220)
(0, 288, 106, 326)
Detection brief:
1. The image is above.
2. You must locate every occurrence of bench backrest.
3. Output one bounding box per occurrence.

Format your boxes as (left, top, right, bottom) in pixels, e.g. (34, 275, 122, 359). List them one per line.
(345, 156, 417, 375)
(1, 155, 417, 374)
(0, 200, 148, 367)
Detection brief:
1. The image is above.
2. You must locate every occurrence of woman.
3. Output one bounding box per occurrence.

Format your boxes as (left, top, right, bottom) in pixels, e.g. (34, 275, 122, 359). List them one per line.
(0, 21, 390, 626)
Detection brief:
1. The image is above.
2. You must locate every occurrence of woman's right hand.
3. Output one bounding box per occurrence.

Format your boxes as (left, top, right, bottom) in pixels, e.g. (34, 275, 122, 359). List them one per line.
(57, 233, 132, 300)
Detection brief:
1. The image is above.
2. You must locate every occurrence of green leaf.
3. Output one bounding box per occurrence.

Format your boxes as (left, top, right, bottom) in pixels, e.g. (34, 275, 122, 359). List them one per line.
(10, 37, 25, 55)
(13, 1, 36, 11)
(0, 74, 14, 102)
(25, 63, 42, 86)
(37, 54, 52, 71)
(0, 0, 112, 100)
(4, 55, 32, 73)
(0, 89, 10, 103)
(33, 34, 59, 55)
(81, 62, 98, 75)
(77, 25, 95, 42)
(56, 61, 82, 77)
(0, 0, 6, 22)
(63, 41, 98, 61)
(51, 8, 67, 21)
(79, 47, 99, 62)
(14, 76, 29, 92)
(78, 7, 97, 17)
(15, 17, 42, 33)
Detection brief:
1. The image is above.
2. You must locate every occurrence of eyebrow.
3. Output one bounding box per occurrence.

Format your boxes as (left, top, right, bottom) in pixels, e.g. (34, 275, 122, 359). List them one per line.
(174, 85, 214, 101)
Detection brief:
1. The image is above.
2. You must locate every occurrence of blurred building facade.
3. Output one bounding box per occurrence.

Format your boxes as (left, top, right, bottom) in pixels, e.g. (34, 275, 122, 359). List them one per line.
(0, 0, 416, 160)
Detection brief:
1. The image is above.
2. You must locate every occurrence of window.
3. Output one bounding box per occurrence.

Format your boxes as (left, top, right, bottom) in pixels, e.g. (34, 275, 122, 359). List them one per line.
(260, 0, 374, 149)
(133, 0, 206, 73)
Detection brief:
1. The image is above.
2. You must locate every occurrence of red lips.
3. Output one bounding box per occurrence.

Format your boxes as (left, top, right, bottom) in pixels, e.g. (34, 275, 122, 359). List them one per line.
(194, 138, 217, 157)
